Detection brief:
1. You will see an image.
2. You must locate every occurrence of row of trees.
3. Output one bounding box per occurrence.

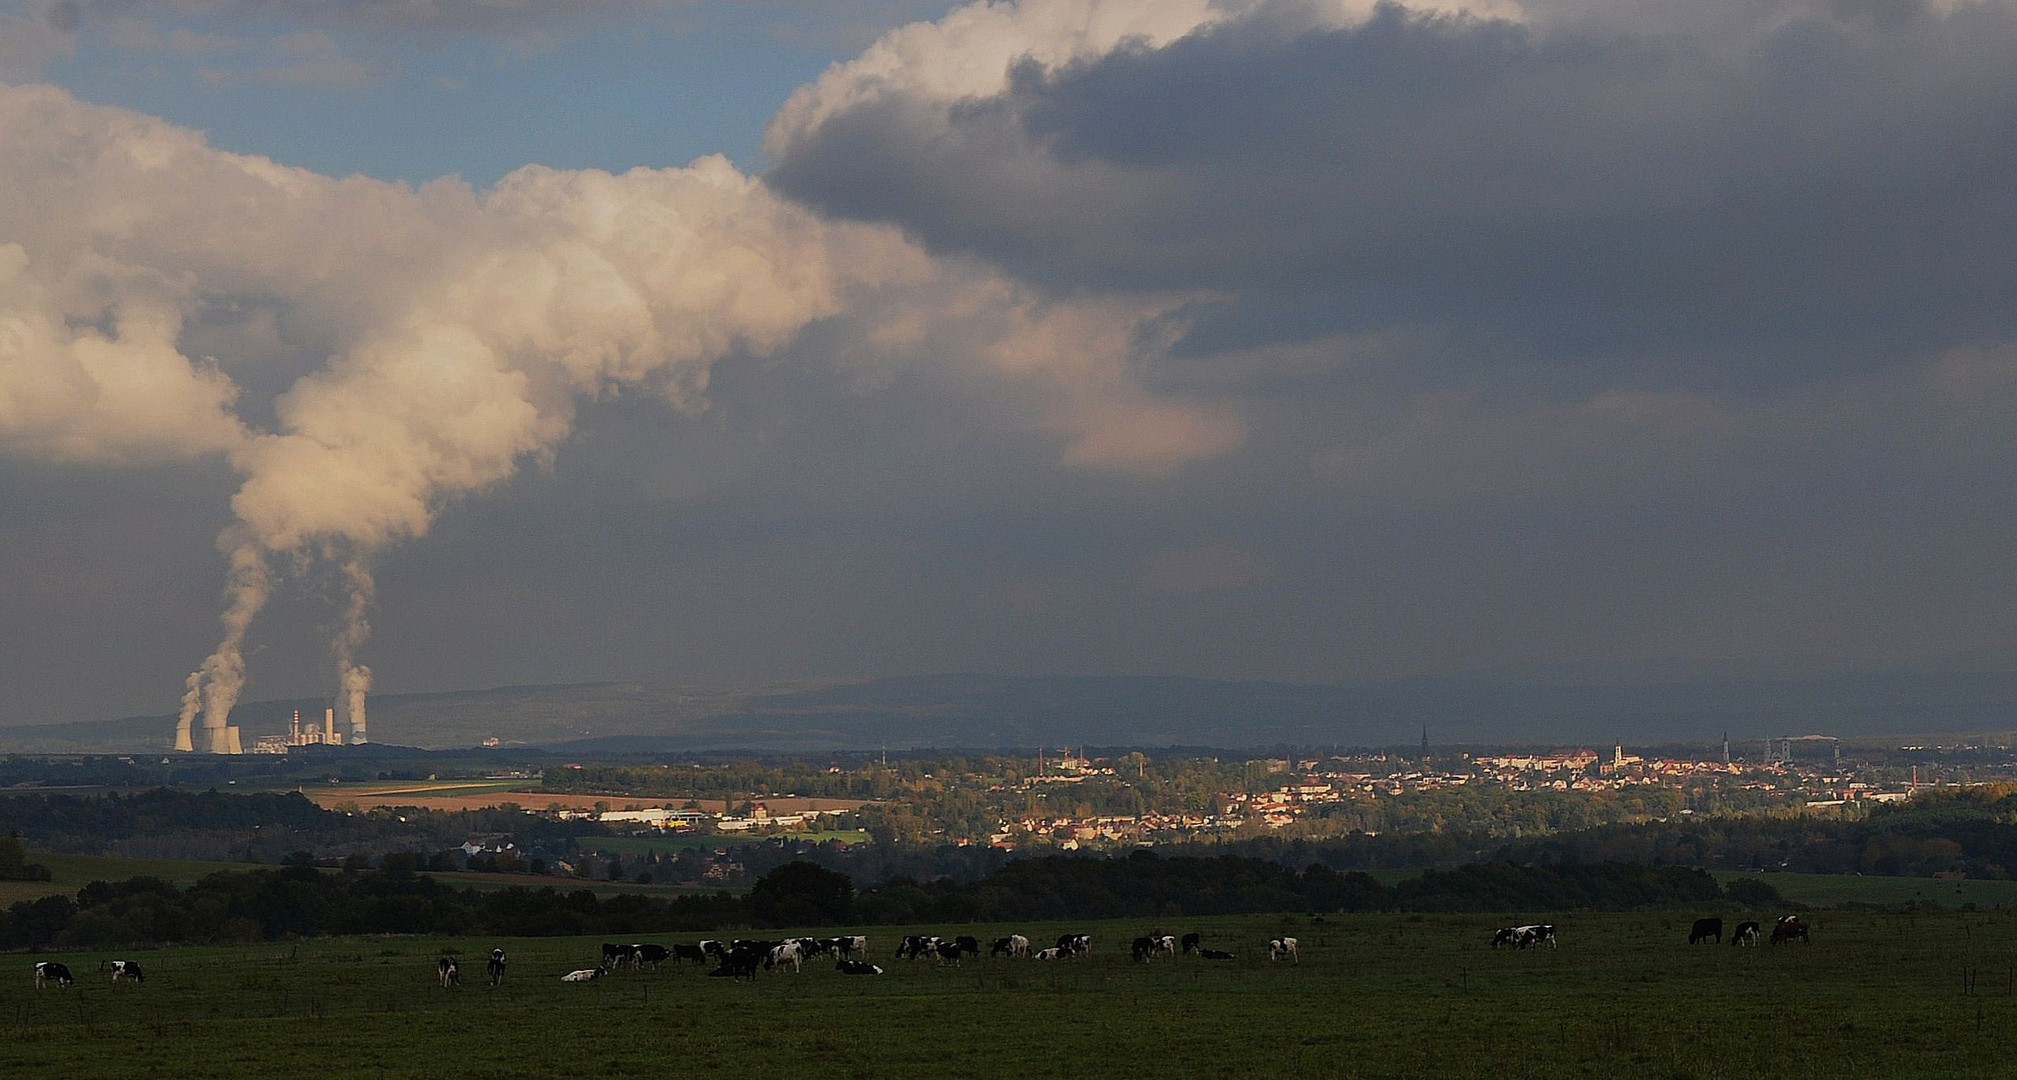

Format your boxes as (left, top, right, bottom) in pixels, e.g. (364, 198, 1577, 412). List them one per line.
(0, 852, 1774, 951)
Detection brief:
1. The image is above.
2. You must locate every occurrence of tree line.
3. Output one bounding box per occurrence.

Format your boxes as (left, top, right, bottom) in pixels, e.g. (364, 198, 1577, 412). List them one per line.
(0, 852, 1772, 951)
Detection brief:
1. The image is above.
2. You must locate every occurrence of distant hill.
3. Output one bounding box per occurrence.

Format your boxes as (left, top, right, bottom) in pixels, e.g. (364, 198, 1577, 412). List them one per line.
(5, 670, 2017, 754)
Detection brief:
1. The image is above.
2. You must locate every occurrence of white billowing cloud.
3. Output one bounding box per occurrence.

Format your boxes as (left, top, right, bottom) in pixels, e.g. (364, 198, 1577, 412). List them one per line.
(767, 0, 1521, 155)
(0, 243, 246, 462)
(0, 81, 1241, 748)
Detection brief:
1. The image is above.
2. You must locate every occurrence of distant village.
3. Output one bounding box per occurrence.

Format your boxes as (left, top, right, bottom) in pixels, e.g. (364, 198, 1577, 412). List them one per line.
(528, 736, 2000, 854)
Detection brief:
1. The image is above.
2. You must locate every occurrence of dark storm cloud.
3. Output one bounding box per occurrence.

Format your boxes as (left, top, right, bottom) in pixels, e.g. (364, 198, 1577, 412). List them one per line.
(768, 0, 2017, 370)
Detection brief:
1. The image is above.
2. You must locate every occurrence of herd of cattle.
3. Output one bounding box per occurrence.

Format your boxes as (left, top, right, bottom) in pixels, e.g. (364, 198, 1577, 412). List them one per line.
(25, 914, 1817, 991)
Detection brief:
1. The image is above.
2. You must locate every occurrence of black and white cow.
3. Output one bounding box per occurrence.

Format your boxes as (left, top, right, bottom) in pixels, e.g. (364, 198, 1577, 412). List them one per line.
(486, 949, 507, 986)
(767, 942, 805, 973)
(561, 968, 603, 982)
(1268, 936, 1300, 962)
(896, 935, 940, 960)
(1492, 925, 1554, 950)
(1516, 925, 1556, 950)
(34, 961, 74, 989)
(953, 935, 981, 958)
(1180, 932, 1203, 955)
(1731, 921, 1762, 947)
(836, 959, 884, 975)
(1032, 947, 1062, 961)
(1056, 933, 1091, 957)
(600, 942, 628, 970)
(933, 939, 965, 963)
(1199, 949, 1236, 961)
(108, 959, 145, 984)
(632, 943, 671, 970)
(1689, 917, 1723, 945)
(437, 956, 460, 988)
(1131, 936, 1159, 962)
(835, 935, 868, 957)
(699, 940, 728, 962)
(989, 934, 1029, 958)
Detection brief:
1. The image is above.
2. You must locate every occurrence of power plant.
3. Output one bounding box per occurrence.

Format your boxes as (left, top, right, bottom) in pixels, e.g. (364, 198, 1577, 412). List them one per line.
(183, 704, 366, 755)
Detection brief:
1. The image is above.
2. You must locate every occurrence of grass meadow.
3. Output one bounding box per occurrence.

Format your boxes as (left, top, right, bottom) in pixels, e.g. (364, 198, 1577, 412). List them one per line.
(6, 910, 2017, 1079)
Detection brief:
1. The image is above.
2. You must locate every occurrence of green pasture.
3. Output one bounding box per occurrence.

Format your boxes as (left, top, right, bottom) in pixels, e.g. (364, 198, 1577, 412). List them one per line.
(1719, 871, 2017, 909)
(0, 853, 256, 905)
(7, 910, 2017, 1079)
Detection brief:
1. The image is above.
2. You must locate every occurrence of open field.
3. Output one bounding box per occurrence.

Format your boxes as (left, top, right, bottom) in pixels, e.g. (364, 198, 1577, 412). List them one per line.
(1717, 872, 2017, 909)
(5, 911, 2017, 1078)
(0, 853, 257, 905)
(585, 830, 871, 857)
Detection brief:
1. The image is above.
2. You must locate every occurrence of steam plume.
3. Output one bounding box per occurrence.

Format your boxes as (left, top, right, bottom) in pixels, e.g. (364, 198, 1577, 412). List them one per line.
(334, 557, 373, 744)
(173, 536, 272, 753)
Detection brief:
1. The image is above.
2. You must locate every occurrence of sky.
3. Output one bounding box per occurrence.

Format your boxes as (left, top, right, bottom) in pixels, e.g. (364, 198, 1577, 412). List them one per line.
(5, 0, 2017, 735)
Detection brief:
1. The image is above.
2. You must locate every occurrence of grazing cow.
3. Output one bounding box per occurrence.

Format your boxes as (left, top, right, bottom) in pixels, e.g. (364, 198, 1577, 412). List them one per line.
(1731, 921, 1762, 947)
(1269, 936, 1300, 962)
(836, 935, 868, 956)
(897, 935, 940, 960)
(767, 942, 805, 973)
(632, 943, 671, 970)
(933, 939, 964, 963)
(1689, 917, 1724, 945)
(34, 962, 74, 989)
(709, 948, 761, 980)
(989, 934, 1029, 959)
(1770, 915, 1810, 945)
(560, 968, 603, 982)
(1033, 947, 1062, 961)
(1494, 925, 1555, 950)
(600, 942, 628, 970)
(1131, 936, 1158, 962)
(837, 959, 884, 975)
(108, 960, 145, 984)
(700, 940, 728, 962)
(673, 943, 708, 966)
(1180, 932, 1203, 955)
(1155, 935, 1177, 958)
(1199, 949, 1236, 961)
(486, 949, 507, 986)
(437, 957, 460, 988)
(954, 935, 981, 958)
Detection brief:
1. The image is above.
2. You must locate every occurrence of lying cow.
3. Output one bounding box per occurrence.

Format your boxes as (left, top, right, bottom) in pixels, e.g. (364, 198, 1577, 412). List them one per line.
(837, 959, 884, 975)
(108, 960, 145, 984)
(1689, 917, 1723, 945)
(1199, 949, 1236, 961)
(1056, 933, 1091, 957)
(437, 957, 460, 988)
(561, 968, 603, 982)
(1033, 947, 1062, 961)
(34, 961, 74, 989)
(708, 948, 761, 980)
(1731, 921, 1762, 946)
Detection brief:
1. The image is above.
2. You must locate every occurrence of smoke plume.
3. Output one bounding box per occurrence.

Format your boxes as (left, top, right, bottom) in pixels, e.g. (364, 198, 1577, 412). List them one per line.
(334, 557, 373, 744)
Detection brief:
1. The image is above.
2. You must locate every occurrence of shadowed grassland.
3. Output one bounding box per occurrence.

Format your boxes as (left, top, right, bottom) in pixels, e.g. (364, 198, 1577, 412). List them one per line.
(4, 911, 2017, 1078)
(1716, 872, 2017, 909)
